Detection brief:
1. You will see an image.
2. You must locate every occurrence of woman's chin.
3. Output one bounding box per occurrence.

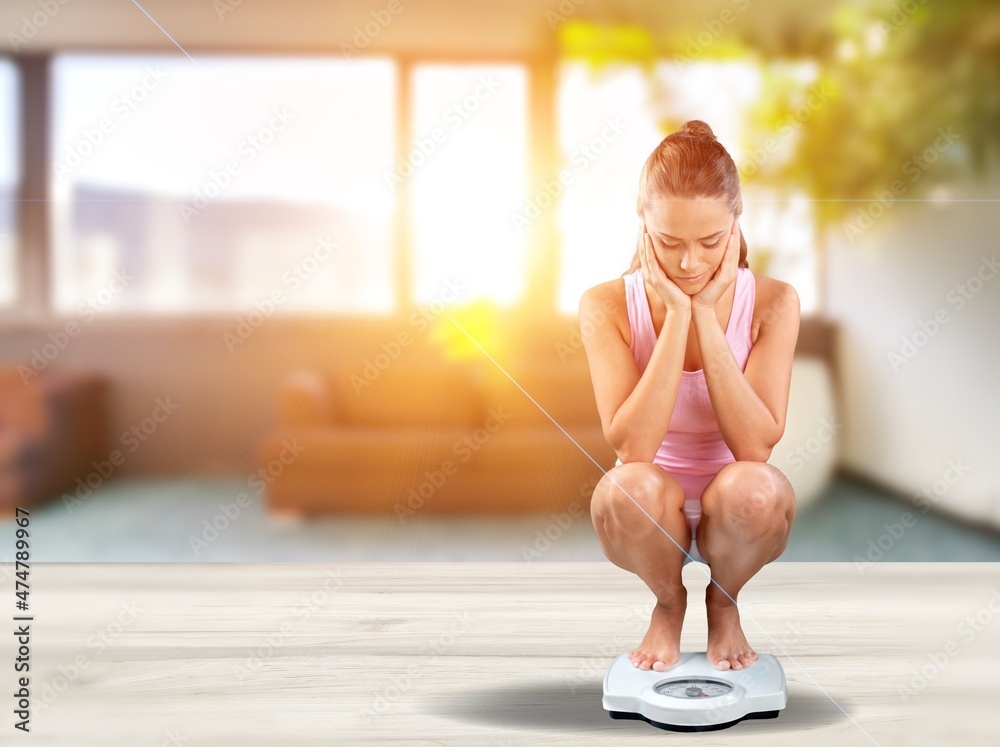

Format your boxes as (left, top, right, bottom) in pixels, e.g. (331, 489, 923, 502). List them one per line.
(672, 279, 707, 294)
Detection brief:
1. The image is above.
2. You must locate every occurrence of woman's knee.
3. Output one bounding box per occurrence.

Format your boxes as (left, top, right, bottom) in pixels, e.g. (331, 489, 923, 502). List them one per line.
(590, 463, 685, 527)
(703, 461, 793, 526)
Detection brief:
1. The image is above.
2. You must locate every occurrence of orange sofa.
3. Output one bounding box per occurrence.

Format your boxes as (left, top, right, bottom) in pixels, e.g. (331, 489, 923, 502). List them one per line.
(0, 368, 110, 515)
(258, 358, 614, 515)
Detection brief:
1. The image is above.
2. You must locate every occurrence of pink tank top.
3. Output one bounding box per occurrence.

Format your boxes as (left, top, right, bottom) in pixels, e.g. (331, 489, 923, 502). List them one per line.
(623, 266, 756, 476)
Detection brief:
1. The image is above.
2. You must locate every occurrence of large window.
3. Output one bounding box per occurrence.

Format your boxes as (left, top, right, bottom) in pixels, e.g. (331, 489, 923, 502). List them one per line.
(556, 63, 661, 312)
(556, 60, 818, 314)
(0, 60, 19, 307)
(51, 54, 396, 313)
(409, 64, 527, 307)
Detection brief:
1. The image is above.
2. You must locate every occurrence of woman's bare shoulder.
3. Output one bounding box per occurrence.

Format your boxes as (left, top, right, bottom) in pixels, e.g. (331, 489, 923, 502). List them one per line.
(580, 277, 630, 343)
(582, 276, 625, 303)
(751, 273, 800, 339)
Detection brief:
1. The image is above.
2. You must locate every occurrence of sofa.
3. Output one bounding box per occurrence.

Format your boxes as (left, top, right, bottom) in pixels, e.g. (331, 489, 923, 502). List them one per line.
(259, 358, 613, 516)
(258, 349, 839, 516)
(0, 368, 110, 515)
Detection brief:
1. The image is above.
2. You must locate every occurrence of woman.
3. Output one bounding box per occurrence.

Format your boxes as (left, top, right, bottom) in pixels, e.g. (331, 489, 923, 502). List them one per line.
(579, 120, 799, 674)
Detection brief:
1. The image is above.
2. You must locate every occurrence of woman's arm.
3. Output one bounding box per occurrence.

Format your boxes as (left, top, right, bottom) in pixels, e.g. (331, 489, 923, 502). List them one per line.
(692, 281, 800, 462)
(579, 288, 690, 463)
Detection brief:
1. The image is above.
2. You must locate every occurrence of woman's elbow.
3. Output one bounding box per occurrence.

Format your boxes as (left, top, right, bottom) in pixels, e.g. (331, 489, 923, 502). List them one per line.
(735, 446, 774, 463)
(608, 431, 654, 465)
(735, 427, 783, 463)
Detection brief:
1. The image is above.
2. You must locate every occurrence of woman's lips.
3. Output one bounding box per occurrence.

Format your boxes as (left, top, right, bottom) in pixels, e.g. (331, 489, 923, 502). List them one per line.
(677, 272, 706, 283)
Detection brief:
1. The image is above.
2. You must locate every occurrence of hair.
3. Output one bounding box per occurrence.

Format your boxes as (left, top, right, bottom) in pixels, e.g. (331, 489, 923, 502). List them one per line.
(621, 119, 749, 277)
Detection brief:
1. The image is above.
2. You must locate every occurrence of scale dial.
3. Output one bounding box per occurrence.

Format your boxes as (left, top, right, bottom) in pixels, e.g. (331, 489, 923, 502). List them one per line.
(654, 678, 735, 699)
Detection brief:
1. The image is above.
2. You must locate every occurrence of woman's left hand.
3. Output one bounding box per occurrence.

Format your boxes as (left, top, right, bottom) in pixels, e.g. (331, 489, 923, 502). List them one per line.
(692, 216, 740, 312)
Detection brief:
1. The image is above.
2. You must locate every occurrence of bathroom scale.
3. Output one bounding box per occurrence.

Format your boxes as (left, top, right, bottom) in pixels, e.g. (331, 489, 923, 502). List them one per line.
(602, 651, 787, 732)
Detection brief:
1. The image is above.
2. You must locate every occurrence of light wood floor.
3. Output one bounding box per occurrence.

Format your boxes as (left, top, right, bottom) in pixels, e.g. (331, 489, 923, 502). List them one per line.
(5, 562, 999, 746)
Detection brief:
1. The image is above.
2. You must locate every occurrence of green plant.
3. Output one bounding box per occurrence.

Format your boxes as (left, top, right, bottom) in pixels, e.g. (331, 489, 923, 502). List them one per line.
(747, 0, 1000, 229)
(558, 2, 1000, 231)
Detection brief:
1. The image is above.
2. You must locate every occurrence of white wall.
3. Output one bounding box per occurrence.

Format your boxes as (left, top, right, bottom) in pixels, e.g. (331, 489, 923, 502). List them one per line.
(826, 173, 1000, 529)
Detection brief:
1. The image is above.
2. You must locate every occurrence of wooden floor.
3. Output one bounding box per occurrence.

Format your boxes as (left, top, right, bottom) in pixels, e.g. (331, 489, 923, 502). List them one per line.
(5, 562, 999, 746)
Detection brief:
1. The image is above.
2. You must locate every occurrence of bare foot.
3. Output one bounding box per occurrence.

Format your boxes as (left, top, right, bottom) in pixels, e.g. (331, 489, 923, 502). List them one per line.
(628, 587, 687, 672)
(705, 599, 758, 671)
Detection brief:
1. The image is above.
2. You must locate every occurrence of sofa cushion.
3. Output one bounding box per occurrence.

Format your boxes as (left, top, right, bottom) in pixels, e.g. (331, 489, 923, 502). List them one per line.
(279, 370, 332, 428)
(328, 362, 482, 428)
(477, 361, 600, 426)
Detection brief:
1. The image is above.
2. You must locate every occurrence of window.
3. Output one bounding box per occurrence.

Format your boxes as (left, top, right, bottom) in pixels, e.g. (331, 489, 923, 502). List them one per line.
(50, 54, 396, 313)
(0, 60, 19, 307)
(409, 64, 527, 308)
(556, 60, 818, 314)
(556, 63, 661, 313)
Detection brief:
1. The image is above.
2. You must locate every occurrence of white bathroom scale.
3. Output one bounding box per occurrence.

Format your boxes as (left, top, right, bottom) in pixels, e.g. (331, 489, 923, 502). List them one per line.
(603, 651, 787, 732)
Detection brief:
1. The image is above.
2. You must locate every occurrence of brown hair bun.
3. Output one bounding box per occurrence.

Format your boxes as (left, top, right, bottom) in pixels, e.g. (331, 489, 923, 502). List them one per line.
(679, 119, 717, 140)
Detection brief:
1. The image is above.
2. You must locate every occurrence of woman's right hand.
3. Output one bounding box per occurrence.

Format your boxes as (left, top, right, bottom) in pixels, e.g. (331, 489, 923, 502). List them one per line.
(638, 220, 691, 316)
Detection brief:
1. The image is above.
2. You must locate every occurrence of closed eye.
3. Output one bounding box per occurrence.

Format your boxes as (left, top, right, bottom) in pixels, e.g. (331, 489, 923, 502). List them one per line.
(665, 240, 722, 249)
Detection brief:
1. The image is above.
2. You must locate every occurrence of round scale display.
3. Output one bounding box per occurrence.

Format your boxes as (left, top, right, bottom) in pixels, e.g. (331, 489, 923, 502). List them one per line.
(654, 678, 735, 699)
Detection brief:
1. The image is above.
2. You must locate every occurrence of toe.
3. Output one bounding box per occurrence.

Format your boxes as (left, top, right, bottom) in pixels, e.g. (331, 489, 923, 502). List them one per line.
(651, 659, 667, 672)
(713, 657, 730, 670)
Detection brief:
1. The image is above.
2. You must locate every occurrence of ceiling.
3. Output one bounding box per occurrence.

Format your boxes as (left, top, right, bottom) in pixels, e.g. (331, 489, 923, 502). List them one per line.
(0, 0, 844, 59)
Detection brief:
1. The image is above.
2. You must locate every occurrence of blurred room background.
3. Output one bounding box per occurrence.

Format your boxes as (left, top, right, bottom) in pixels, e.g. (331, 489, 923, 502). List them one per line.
(0, 0, 998, 561)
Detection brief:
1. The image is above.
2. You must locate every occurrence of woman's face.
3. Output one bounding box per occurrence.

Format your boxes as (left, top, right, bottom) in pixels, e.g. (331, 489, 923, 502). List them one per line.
(642, 197, 734, 294)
